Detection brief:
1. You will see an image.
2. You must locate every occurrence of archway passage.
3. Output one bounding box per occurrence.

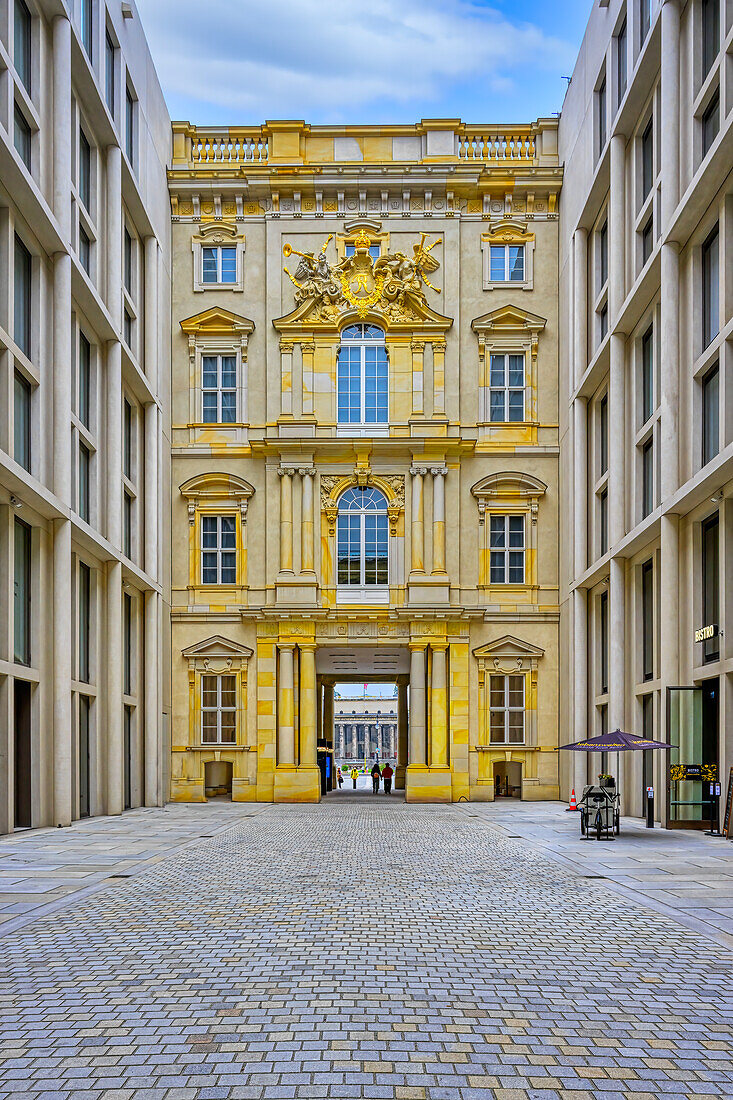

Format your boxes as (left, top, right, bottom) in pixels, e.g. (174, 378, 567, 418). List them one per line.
(204, 760, 233, 800)
(316, 646, 409, 801)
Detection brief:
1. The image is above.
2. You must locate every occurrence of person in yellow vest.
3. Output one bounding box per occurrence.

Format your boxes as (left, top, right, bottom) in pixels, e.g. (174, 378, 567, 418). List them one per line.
(350, 767, 359, 789)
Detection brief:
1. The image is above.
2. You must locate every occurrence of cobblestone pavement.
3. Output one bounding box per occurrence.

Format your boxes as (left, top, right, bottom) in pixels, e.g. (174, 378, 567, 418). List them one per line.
(2, 798, 733, 1100)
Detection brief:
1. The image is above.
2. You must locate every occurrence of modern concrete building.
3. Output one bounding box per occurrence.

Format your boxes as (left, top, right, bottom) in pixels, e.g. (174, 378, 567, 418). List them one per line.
(559, 0, 732, 824)
(0, 0, 171, 832)
(167, 119, 562, 804)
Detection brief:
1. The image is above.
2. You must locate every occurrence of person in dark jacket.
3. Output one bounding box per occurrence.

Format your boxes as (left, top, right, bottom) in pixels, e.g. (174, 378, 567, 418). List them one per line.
(371, 762, 382, 793)
(382, 762, 393, 794)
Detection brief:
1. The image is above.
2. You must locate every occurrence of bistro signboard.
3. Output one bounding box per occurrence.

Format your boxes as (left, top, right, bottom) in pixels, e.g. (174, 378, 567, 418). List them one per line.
(694, 623, 719, 643)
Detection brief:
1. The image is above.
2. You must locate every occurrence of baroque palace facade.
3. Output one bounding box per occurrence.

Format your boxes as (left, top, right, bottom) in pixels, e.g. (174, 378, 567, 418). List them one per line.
(168, 119, 562, 804)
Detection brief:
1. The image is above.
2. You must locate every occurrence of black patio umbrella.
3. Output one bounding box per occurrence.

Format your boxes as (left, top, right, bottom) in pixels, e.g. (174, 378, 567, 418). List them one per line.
(558, 728, 673, 752)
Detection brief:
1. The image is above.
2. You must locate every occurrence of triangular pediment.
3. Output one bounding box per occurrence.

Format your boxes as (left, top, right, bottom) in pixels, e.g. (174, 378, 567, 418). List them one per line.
(472, 305, 546, 334)
(180, 307, 255, 337)
(473, 635, 545, 660)
(182, 635, 253, 660)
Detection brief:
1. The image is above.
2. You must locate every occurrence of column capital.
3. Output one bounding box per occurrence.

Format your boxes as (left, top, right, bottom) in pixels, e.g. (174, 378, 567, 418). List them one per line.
(298, 641, 317, 652)
(429, 465, 448, 477)
(409, 465, 428, 477)
(277, 641, 296, 653)
(430, 641, 449, 652)
(277, 466, 296, 477)
(408, 641, 427, 652)
(297, 466, 315, 478)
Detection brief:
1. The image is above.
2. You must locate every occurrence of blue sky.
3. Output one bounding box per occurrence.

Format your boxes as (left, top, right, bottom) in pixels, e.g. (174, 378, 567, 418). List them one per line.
(135, 0, 592, 126)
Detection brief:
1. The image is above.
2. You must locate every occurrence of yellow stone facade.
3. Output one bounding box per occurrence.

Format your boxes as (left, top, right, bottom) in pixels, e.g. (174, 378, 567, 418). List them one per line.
(168, 119, 562, 804)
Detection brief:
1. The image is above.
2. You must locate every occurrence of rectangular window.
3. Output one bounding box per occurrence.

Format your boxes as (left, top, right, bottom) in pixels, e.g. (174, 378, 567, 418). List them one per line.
(640, 0, 651, 44)
(123, 398, 132, 479)
(489, 515, 525, 585)
(79, 224, 90, 273)
(125, 86, 135, 165)
(123, 592, 132, 695)
(14, 233, 32, 358)
(78, 442, 90, 522)
(337, 337, 388, 426)
(641, 118, 654, 199)
(489, 245, 524, 282)
(14, 0, 32, 92)
(201, 674, 236, 744)
(597, 78, 607, 157)
(202, 246, 237, 285)
(202, 355, 237, 423)
(642, 438, 654, 518)
(617, 19, 627, 103)
(14, 369, 31, 472)
(123, 491, 132, 558)
(599, 488, 608, 556)
(701, 513, 719, 662)
(489, 354, 525, 422)
(123, 309, 132, 349)
(79, 128, 91, 210)
(599, 394, 608, 475)
(14, 517, 31, 666)
(79, 332, 91, 427)
(702, 0, 719, 77)
(600, 590, 609, 694)
(642, 216, 654, 264)
(702, 363, 719, 466)
(702, 225, 719, 348)
(79, 562, 91, 683)
(702, 89, 719, 157)
(598, 221, 608, 291)
(14, 103, 31, 168)
(201, 516, 237, 584)
(80, 0, 92, 59)
(489, 674, 525, 744)
(105, 31, 115, 114)
(641, 325, 653, 423)
(599, 303, 608, 341)
(124, 228, 132, 293)
(642, 558, 654, 681)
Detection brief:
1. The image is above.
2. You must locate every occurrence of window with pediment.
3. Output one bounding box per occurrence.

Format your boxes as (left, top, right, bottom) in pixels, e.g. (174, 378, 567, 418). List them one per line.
(481, 222, 535, 291)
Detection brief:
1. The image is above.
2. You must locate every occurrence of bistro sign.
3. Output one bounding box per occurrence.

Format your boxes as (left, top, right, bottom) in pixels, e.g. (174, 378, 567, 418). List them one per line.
(694, 623, 718, 643)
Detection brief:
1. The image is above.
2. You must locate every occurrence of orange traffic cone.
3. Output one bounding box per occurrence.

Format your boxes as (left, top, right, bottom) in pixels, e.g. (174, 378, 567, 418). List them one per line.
(566, 788, 578, 811)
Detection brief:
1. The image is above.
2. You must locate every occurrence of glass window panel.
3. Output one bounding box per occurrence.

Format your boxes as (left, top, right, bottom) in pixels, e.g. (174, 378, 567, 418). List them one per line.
(702, 227, 719, 348)
(15, 0, 32, 93)
(220, 555, 236, 584)
(220, 517, 236, 547)
(702, 0, 719, 77)
(221, 356, 236, 387)
(125, 87, 135, 164)
(490, 555, 505, 584)
(79, 129, 91, 210)
(78, 443, 90, 522)
(508, 517, 524, 545)
(14, 369, 31, 472)
(221, 248, 237, 282)
(202, 248, 217, 283)
(490, 355, 505, 386)
(508, 356, 524, 386)
(221, 392, 236, 422)
(105, 31, 115, 114)
(220, 675, 236, 706)
(702, 363, 719, 465)
(14, 103, 31, 169)
(202, 676, 218, 707)
(14, 233, 32, 358)
(490, 517, 506, 547)
(509, 246, 525, 281)
(202, 712, 218, 743)
(508, 715, 524, 743)
(508, 676, 524, 703)
(490, 246, 505, 281)
(490, 392, 506, 422)
(202, 558, 217, 585)
(508, 391, 524, 421)
(508, 554, 524, 583)
(490, 713, 506, 743)
(202, 393, 218, 423)
(702, 90, 720, 158)
(202, 356, 218, 386)
(219, 712, 236, 743)
(13, 518, 31, 665)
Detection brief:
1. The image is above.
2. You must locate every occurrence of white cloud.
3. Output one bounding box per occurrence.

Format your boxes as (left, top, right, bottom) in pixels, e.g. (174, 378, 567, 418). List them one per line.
(135, 0, 576, 122)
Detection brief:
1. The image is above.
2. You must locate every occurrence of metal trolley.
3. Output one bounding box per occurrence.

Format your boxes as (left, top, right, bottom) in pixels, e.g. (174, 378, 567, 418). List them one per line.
(579, 783, 620, 841)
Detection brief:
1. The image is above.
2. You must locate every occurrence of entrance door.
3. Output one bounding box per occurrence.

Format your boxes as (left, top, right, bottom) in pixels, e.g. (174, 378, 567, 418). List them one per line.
(14, 680, 32, 828)
(123, 706, 132, 810)
(79, 695, 90, 818)
(702, 678, 719, 777)
(493, 761, 522, 798)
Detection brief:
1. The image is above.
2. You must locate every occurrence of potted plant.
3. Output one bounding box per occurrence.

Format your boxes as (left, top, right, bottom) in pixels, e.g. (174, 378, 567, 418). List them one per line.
(599, 773, 615, 788)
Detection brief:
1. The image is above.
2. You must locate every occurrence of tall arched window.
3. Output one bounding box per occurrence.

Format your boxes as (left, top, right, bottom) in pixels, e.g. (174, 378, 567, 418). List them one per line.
(337, 324, 388, 430)
(337, 487, 388, 587)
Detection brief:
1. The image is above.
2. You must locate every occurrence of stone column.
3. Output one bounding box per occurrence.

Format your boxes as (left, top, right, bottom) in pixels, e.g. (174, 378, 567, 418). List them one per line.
(277, 645, 295, 765)
(609, 558, 625, 732)
(431, 467, 447, 574)
(144, 237, 159, 388)
(433, 340, 446, 417)
(280, 342, 293, 417)
(52, 15, 71, 240)
(411, 340, 425, 415)
(278, 468, 294, 574)
(299, 645, 317, 767)
(106, 561, 123, 814)
(408, 646, 426, 766)
(390, 725, 396, 758)
(300, 469, 315, 574)
(573, 588, 588, 792)
(660, 0, 680, 229)
(339, 724, 345, 758)
(144, 590, 159, 806)
(430, 644, 448, 767)
(351, 724, 357, 758)
(410, 467, 425, 573)
(574, 399, 588, 574)
(396, 680, 408, 788)
(609, 134, 626, 548)
(573, 228, 588, 387)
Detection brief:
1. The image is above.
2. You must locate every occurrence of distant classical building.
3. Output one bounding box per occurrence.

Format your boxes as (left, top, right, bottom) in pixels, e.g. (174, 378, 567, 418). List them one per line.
(334, 694, 399, 763)
(167, 119, 562, 804)
(558, 0, 732, 823)
(0, 1, 171, 832)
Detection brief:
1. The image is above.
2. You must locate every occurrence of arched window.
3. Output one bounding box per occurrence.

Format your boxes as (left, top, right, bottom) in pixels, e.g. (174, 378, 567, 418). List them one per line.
(337, 486, 388, 587)
(337, 324, 388, 429)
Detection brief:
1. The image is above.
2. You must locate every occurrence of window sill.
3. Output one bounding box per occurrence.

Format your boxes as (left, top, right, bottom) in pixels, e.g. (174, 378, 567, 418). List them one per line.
(188, 744, 250, 751)
(336, 426, 389, 437)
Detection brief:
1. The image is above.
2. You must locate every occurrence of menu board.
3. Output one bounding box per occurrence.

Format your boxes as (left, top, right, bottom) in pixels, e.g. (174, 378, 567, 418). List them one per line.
(723, 768, 733, 840)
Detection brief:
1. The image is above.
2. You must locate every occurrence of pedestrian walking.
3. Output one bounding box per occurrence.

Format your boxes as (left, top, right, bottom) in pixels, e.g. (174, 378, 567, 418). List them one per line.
(350, 767, 359, 789)
(382, 762, 393, 794)
(337, 767, 344, 789)
(371, 762, 382, 794)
